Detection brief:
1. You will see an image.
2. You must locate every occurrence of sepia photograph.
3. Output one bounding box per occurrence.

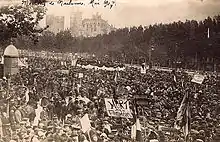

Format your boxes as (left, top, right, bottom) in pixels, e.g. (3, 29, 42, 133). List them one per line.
(0, 0, 220, 142)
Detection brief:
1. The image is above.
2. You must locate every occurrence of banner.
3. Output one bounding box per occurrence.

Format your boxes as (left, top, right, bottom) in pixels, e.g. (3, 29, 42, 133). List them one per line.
(56, 70, 69, 74)
(141, 67, 146, 74)
(191, 74, 205, 84)
(104, 98, 133, 118)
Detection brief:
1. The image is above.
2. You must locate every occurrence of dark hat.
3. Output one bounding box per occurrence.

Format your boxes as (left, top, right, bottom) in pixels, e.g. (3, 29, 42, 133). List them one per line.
(71, 125, 81, 130)
(26, 125, 32, 129)
(23, 118, 29, 121)
(53, 116, 58, 119)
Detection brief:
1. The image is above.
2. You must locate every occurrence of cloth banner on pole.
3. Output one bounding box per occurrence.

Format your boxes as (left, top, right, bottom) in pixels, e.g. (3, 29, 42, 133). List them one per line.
(141, 65, 146, 74)
(131, 118, 143, 142)
(71, 59, 78, 66)
(56, 70, 69, 74)
(104, 98, 132, 118)
(131, 123, 136, 139)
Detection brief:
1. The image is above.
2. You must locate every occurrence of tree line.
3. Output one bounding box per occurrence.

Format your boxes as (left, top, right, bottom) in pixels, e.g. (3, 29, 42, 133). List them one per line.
(16, 16, 220, 71)
(1, 4, 220, 71)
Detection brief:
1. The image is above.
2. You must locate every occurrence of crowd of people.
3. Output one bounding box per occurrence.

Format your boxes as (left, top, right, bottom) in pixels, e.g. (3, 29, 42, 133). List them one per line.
(0, 56, 219, 142)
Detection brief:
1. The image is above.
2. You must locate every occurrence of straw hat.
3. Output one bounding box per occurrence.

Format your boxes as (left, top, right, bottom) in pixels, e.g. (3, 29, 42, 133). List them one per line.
(66, 114, 72, 118)
(196, 139, 204, 142)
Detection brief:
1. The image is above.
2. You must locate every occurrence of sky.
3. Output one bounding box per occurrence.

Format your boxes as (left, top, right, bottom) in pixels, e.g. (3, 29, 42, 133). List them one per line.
(1, 0, 220, 28)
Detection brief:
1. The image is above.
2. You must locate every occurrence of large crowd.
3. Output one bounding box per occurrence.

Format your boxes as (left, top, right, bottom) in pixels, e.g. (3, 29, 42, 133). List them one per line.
(0, 56, 220, 142)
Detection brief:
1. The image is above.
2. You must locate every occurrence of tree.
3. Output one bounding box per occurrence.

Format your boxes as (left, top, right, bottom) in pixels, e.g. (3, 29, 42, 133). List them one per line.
(38, 31, 56, 50)
(0, 4, 47, 45)
(55, 30, 73, 51)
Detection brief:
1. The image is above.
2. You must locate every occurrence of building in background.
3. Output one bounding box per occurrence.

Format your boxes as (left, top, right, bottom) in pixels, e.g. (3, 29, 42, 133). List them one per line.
(46, 11, 115, 37)
(82, 12, 115, 37)
(46, 15, 65, 34)
(70, 11, 83, 37)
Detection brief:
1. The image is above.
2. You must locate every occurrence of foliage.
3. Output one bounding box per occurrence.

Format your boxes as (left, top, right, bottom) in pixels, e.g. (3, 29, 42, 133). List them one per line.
(15, 15, 220, 70)
(0, 4, 47, 46)
(55, 30, 73, 51)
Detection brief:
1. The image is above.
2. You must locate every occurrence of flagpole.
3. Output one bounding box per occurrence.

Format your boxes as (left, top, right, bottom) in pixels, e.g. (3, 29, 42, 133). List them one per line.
(6, 75, 11, 118)
(185, 91, 191, 142)
(207, 28, 210, 39)
(131, 94, 138, 142)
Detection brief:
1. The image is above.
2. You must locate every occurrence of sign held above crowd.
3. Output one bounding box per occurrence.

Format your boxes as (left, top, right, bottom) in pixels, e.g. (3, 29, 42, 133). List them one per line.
(104, 98, 133, 118)
(191, 74, 205, 84)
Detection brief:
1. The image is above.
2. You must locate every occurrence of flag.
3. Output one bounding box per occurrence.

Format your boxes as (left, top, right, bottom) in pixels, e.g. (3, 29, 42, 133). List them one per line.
(25, 87, 30, 104)
(176, 93, 188, 124)
(61, 61, 64, 66)
(65, 96, 69, 106)
(141, 63, 146, 74)
(136, 118, 143, 142)
(183, 103, 191, 141)
(131, 118, 143, 142)
(173, 75, 177, 83)
(131, 123, 136, 139)
(71, 59, 78, 66)
(176, 92, 191, 141)
(80, 113, 91, 133)
(207, 28, 210, 38)
(114, 71, 118, 83)
(171, 70, 177, 83)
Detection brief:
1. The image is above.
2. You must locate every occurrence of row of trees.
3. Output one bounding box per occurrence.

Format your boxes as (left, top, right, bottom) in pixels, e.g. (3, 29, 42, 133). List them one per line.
(16, 16, 220, 70)
(1, 3, 220, 71)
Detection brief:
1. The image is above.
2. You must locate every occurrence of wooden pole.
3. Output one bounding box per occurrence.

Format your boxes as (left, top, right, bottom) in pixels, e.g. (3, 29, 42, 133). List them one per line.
(6, 76, 11, 118)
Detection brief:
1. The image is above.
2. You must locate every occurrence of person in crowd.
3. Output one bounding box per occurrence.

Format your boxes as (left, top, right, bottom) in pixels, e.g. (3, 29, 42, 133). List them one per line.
(0, 56, 219, 142)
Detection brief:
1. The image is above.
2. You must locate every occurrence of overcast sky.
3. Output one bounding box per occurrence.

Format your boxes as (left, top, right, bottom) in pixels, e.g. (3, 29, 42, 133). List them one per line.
(1, 0, 220, 28)
(42, 0, 220, 28)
